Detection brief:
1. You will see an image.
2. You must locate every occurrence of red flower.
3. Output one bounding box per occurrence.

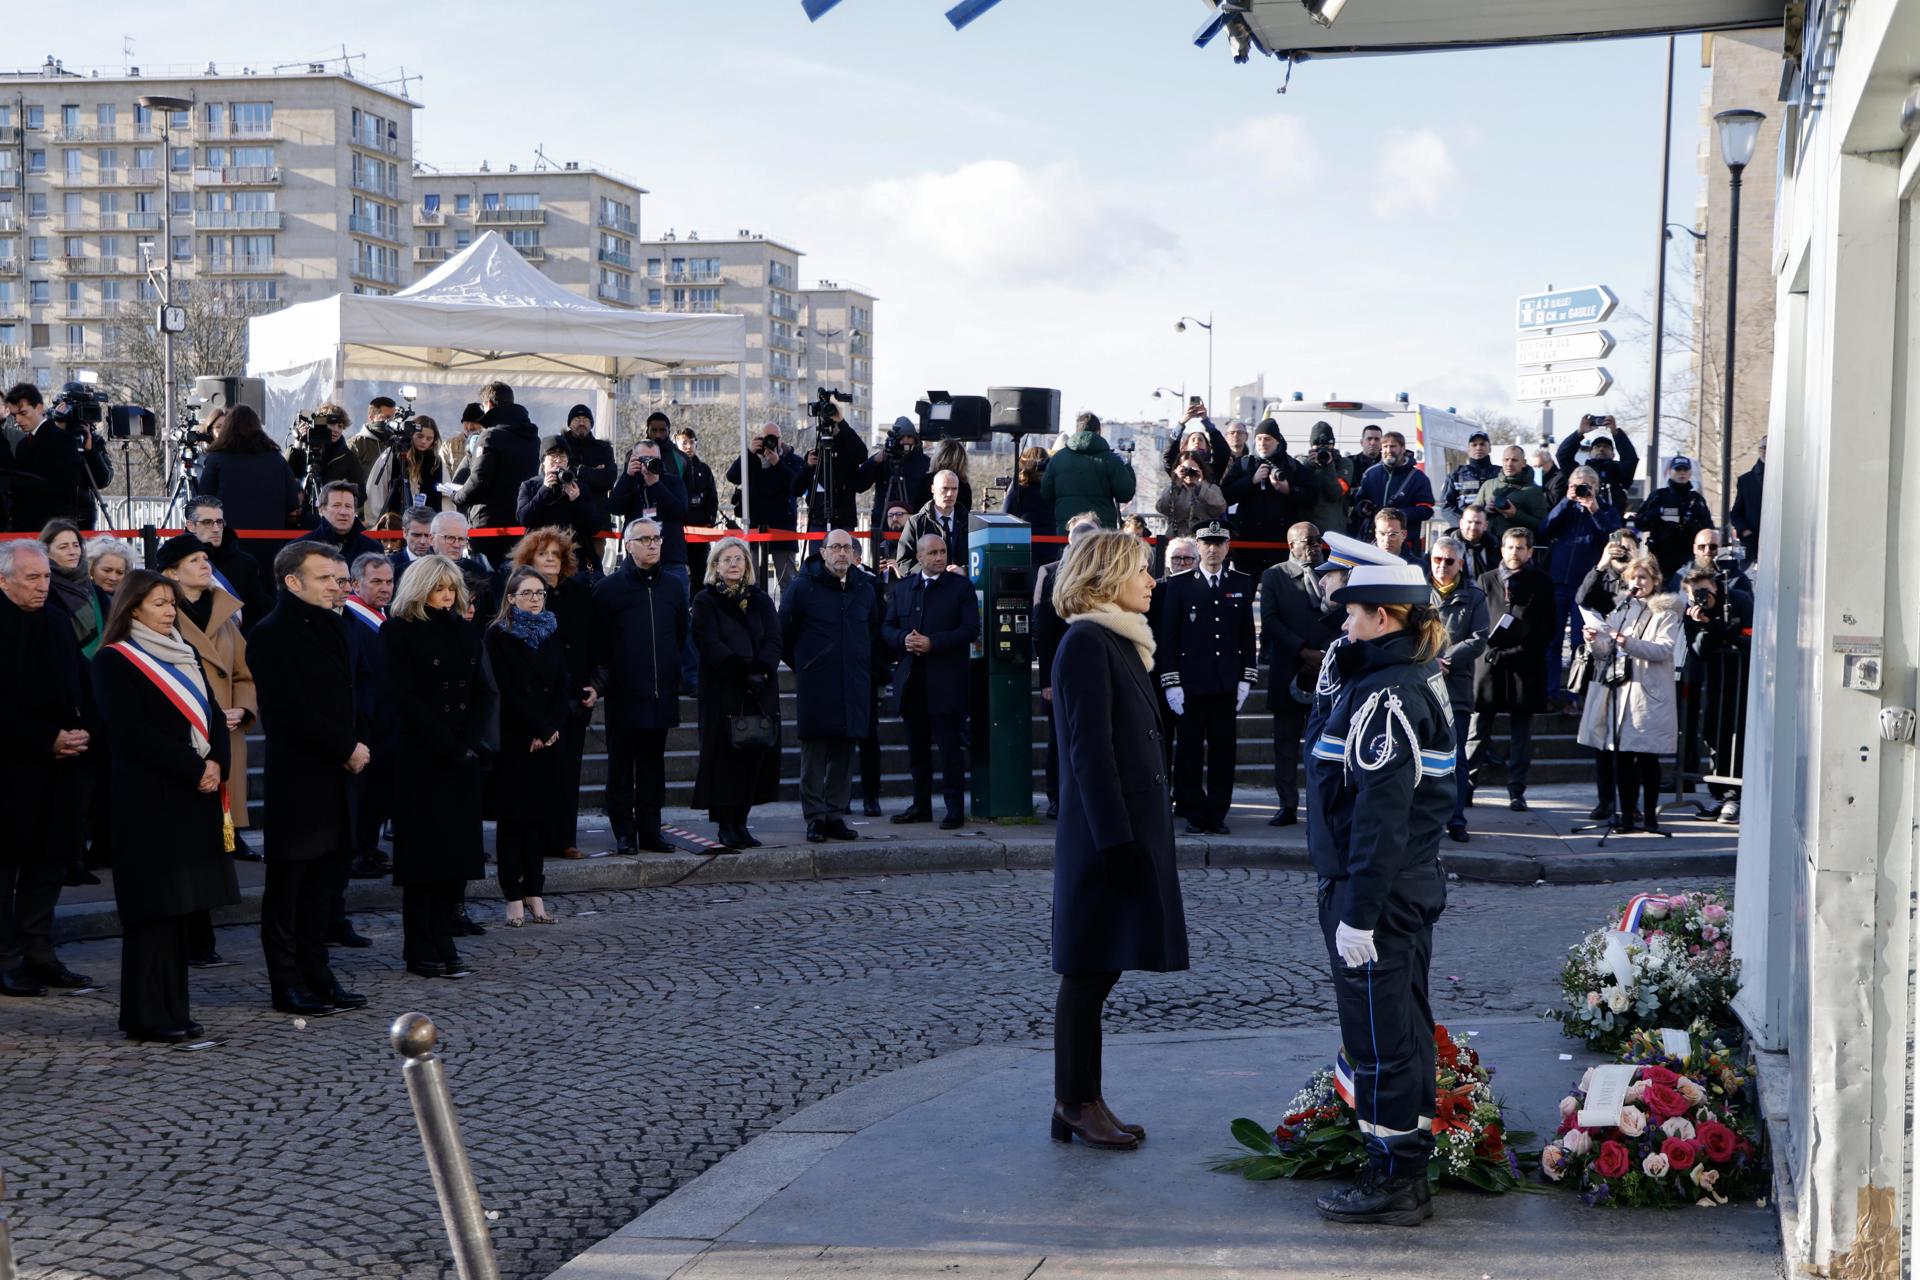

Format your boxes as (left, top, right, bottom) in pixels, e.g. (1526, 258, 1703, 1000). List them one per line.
(1592, 1140, 1631, 1179)
(1642, 1083, 1688, 1122)
(1661, 1136, 1698, 1171)
(1274, 1125, 1296, 1143)
(1697, 1121, 1738, 1163)
(1639, 1064, 1679, 1088)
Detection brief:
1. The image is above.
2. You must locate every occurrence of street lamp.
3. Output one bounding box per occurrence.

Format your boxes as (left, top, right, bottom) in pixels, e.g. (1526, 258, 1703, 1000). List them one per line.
(1175, 313, 1213, 413)
(1151, 384, 1186, 429)
(1713, 106, 1765, 533)
(139, 94, 192, 447)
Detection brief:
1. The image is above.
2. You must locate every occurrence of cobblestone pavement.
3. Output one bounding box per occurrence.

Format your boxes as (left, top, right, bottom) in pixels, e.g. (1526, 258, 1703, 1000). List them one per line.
(3, 868, 1727, 1279)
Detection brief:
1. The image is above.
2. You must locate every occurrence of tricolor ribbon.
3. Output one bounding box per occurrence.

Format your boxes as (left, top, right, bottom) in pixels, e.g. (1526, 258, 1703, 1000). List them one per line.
(1618, 892, 1663, 934)
(343, 597, 385, 632)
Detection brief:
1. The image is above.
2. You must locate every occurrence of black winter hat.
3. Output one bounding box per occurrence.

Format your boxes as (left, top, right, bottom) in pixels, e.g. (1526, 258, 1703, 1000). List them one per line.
(566, 403, 594, 425)
(1310, 421, 1336, 446)
(1255, 418, 1282, 440)
(154, 533, 209, 572)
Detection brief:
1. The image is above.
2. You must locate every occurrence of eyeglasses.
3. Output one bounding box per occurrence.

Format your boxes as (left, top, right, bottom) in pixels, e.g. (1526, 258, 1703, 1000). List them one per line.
(627, 535, 663, 545)
(190, 517, 225, 528)
(1169, 554, 1198, 564)
(437, 536, 470, 547)
(1431, 556, 1459, 565)
(511, 588, 548, 601)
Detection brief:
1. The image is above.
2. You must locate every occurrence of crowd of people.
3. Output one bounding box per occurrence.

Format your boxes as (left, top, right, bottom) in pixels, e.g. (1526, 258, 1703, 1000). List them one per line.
(0, 376, 1762, 1049)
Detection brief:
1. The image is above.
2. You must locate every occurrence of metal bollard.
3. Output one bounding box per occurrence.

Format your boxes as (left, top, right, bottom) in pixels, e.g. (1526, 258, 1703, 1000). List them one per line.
(0, 1167, 16, 1280)
(390, 1013, 501, 1280)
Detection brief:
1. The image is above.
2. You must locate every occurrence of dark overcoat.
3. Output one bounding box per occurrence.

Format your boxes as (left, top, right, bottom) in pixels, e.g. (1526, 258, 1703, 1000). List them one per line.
(248, 595, 358, 862)
(1050, 620, 1188, 975)
(91, 644, 240, 924)
(1258, 558, 1343, 694)
(383, 608, 491, 885)
(483, 624, 570, 823)
(591, 561, 686, 730)
(780, 561, 882, 740)
(1472, 564, 1555, 715)
(690, 585, 783, 809)
(881, 571, 979, 717)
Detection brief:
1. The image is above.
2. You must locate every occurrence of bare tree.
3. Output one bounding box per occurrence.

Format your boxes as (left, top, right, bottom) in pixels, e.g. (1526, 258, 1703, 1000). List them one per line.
(1458, 408, 1535, 446)
(104, 291, 271, 416)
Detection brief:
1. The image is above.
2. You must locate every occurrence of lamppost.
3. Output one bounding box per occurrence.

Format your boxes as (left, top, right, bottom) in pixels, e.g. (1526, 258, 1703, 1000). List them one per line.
(138, 94, 192, 443)
(1175, 314, 1213, 412)
(1151, 385, 1185, 432)
(1712, 107, 1765, 533)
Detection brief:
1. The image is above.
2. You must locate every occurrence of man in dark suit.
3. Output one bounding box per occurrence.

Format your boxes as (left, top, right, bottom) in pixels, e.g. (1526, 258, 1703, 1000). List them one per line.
(388, 506, 437, 580)
(3, 382, 83, 532)
(248, 543, 369, 1015)
(1155, 522, 1257, 835)
(895, 470, 968, 579)
(1469, 527, 1555, 811)
(1258, 522, 1344, 826)
(1035, 514, 1103, 820)
(882, 532, 980, 828)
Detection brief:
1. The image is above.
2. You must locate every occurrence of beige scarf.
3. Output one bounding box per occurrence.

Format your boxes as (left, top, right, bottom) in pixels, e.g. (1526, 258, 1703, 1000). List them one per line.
(1063, 603, 1156, 670)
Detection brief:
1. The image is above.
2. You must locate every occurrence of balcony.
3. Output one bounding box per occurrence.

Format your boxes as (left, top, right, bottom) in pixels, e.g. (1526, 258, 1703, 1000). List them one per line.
(61, 345, 102, 363)
(414, 245, 450, 263)
(769, 300, 799, 324)
(350, 173, 400, 199)
(665, 269, 720, 285)
(414, 206, 443, 226)
(596, 282, 633, 306)
(0, 127, 18, 144)
(768, 334, 796, 354)
(651, 300, 737, 315)
(352, 260, 400, 286)
(0, 344, 26, 362)
(197, 119, 279, 141)
(61, 257, 138, 276)
(351, 129, 402, 157)
(348, 214, 403, 243)
(596, 247, 632, 269)
(196, 209, 282, 231)
(127, 212, 163, 230)
(0, 258, 19, 276)
(197, 166, 282, 186)
(851, 335, 871, 356)
(0, 171, 20, 187)
(476, 208, 545, 226)
(58, 299, 115, 317)
(204, 255, 276, 274)
(599, 211, 638, 236)
(511, 244, 545, 262)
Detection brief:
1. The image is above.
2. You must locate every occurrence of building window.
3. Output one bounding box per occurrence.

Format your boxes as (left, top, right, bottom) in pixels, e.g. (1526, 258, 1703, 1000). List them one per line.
(170, 147, 190, 172)
(646, 257, 661, 276)
(503, 193, 539, 210)
(64, 237, 83, 259)
(61, 193, 82, 221)
(60, 105, 80, 133)
(30, 281, 50, 305)
(101, 279, 121, 303)
(171, 191, 192, 216)
(25, 106, 45, 131)
(28, 238, 47, 261)
(172, 235, 192, 260)
(204, 103, 225, 133)
(454, 230, 471, 249)
(233, 103, 272, 135)
(647, 377, 663, 395)
(648, 288, 663, 306)
(27, 194, 47, 218)
(133, 147, 155, 171)
(505, 228, 539, 250)
(27, 151, 46, 174)
(482, 192, 499, 211)
(96, 104, 116, 127)
(424, 230, 441, 248)
(422, 193, 440, 212)
(454, 194, 471, 215)
(86, 148, 108, 172)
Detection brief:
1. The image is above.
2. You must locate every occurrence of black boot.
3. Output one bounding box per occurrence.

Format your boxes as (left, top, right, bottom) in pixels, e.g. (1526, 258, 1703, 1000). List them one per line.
(1316, 1134, 1434, 1226)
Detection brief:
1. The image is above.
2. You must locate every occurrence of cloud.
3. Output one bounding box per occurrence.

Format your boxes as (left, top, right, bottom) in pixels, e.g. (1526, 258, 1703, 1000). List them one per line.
(1371, 128, 1460, 217)
(814, 160, 1179, 290)
(1204, 115, 1323, 184)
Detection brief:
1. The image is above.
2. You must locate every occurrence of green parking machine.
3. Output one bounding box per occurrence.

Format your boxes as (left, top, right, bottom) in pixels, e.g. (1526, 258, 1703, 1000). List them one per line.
(967, 511, 1034, 819)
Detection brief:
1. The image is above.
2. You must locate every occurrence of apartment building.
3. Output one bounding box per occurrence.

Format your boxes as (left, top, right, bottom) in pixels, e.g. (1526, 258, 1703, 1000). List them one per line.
(410, 163, 645, 306)
(634, 229, 807, 427)
(800, 280, 876, 435)
(0, 58, 416, 389)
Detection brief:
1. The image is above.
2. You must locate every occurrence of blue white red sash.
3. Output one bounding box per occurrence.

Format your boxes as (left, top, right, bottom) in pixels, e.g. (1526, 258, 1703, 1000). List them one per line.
(209, 566, 242, 621)
(108, 640, 211, 741)
(343, 596, 385, 632)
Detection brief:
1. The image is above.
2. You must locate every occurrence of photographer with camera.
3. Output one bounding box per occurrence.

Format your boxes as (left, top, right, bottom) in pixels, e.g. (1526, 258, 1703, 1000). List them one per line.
(856, 418, 932, 567)
(451, 382, 542, 555)
(1353, 430, 1436, 549)
(443, 402, 486, 490)
(727, 423, 805, 591)
(1554, 414, 1639, 510)
(1221, 419, 1301, 580)
(1156, 450, 1227, 544)
(551, 404, 616, 507)
(1679, 567, 1750, 824)
(518, 438, 609, 569)
(1666, 527, 1753, 607)
(3, 383, 88, 532)
(794, 397, 867, 537)
(1575, 554, 1682, 833)
(1294, 422, 1351, 537)
(672, 426, 719, 582)
(1440, 431, 1500, 522)
(1541, 465, 1625, 711)
(287, 402, 366, 517)
(1161, 402, 1231, 484)
(1472, 445, 1548, 542)
(364, 415, 448, 529)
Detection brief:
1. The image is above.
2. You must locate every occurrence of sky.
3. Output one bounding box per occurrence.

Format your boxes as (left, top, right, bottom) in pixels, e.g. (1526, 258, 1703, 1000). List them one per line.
(13, 1, 1713, 433)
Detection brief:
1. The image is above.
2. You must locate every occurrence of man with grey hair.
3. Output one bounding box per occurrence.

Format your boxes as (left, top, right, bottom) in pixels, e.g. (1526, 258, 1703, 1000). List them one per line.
(430, 509, 498, 618)
(592, 518, 687, 854)
(0, 539, 95, 996)
(895, 470, 967, 580)
(781, 528, 882, 842)
(1035, 513, 1103, 819)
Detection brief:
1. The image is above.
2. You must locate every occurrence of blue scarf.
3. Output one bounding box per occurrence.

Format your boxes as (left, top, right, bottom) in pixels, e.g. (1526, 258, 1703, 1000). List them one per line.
(505, 606, 558, 648)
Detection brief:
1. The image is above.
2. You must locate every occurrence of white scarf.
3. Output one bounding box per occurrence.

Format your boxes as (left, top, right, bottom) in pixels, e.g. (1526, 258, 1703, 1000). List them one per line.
(128, 620, 213, 758)
(1063, 603, 1156, 670)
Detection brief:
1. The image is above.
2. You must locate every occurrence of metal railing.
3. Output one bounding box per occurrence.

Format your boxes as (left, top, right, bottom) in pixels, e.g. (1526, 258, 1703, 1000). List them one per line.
(391, 1014, 500, 1280)
(348, 215, 404, 242)
(596, 247, 631, 268)
(595, 282, 633, 305)
(196, 165, 282, 186)
(665, 269, 719, 284)
(0, 172, 19, 187)
(415, 245, 451, 263)
(415, 207, 444, 226)
(127, 212, 164, 230)
(353, 129, 402, 156)
(196, 209, 283, 231)
(511, 244, 545, 262)
(599, 211, 638, 236)
(476, 208, 545, 226)
(204, 255, 276, 274)
(354, 259, 401, 285)
(1666, 628, 1750, 817)
(769, 301, 799, 324)
(351, 173, 401, 199)
(198, 119, 278, 140)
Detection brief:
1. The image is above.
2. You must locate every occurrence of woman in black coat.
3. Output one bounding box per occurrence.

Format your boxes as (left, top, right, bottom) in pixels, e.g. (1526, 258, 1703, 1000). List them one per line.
(1048, 530, 1187, 1150)
(509, 528, 599, 859)
(484, 568, 569, 927)
(383, 555, 493, 977)
(1002, 447, 1057, 565)
(690, 537, 783, 848)
(91, 571, 240, 1042)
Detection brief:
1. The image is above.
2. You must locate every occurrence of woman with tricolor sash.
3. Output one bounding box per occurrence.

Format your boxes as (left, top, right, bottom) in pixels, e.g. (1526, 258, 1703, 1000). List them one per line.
(91, 570, 239, 1043)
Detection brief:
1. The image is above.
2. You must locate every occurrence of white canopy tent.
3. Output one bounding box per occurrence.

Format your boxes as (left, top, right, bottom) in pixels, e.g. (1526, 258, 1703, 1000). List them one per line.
(245, 230, 751, 509)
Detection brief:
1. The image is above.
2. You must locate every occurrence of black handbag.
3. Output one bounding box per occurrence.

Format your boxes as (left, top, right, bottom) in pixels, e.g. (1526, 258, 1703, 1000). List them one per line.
(728, 696, 778, 752)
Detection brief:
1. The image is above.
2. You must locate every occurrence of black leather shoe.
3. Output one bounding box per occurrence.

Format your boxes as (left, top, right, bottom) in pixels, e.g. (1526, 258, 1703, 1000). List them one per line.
(1184, 821, 1208, 835)
(0, 968, 48, 998)
(441, 959, 474, 979)
(1588, 803, 1612, 821)
(862, 800, 883, 817)
(271, 986, 331, 1016)
(824, 820, 859, 841)
(715, 825, 743, 848)
(324, 981, 368, 1010)
(806, 820, 827, 844)
(614, 838, 638, 856)
(1446, 825, 1469, 843)
(1613, 811, 1641, 832)
(347, 855, 388, 880)
(127, 1026, 193, 1044)
(326, 923, 372, 949)
(640, 832, 675, 853)
(891, 807, 931, 825)
(740, 829, 764, 848)
(406, 961, 447, 979)
(232, 846, 265, 863)
(1268, 809, 1297, 827)
(451, 908, 485, 937)
(1207, 822, 1232, 836)
(1508, 796, 1529, 812)
(939, 812, 964, 830)
(187, 952, 224, 968)
(28, 961, 92, 989)
(1315, 1165, 1432, 1226)
(183, 1020, 206, 1039)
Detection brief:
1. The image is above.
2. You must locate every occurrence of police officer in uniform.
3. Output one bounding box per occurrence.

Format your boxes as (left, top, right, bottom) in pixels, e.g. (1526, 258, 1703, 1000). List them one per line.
(1438, 430, 1499, 522)
(1154, 521, 1256, 835)
(1305, 559, 1457, 1226)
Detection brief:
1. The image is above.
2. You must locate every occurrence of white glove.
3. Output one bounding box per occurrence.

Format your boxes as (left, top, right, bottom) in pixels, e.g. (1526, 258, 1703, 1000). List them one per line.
(1334, 922, 1378, 969)
(1165, 686, 1185, 717)
(1236, 681, 1250, 711)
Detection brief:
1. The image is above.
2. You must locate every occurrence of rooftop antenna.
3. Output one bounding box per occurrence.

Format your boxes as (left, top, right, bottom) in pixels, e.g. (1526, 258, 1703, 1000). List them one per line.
(533, 144, 558, 172)
(121, 37, 134, 76)
(366, 66, 422, 99)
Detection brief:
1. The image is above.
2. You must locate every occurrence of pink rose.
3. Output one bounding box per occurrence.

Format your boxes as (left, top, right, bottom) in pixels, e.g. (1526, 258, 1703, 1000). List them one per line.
(1702, 902, 1728, 923)
(1668, 893, 1692, 909)
(1592, 1140, 1631, 1180)
(1586, 991, 1602, 1008)
(1642, 1152, 1670, 1178)
(1715, 939, 1730, 953)
(1624, 1081, 1647, 1104)
(1541, 1145, 1568, 1181)
(1614, 1106, 1648, 1137)
(1677, 1079, 1707, 1107)
(1560, 1095, 1579, 1118)
(1561, 1128, 1593, 1156)
(1660, 1117, 1696, 1140)
(1701, 925, 1722, 943)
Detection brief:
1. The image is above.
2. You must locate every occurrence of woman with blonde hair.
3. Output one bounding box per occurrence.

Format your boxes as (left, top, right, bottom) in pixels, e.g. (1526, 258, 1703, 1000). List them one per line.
(690, 536, 783, 848)
(383, 555, 492, 976)
(86, 537, 134, 597)
(1575, 553, 1682, 832)
(1047, 529, 1187, 1151)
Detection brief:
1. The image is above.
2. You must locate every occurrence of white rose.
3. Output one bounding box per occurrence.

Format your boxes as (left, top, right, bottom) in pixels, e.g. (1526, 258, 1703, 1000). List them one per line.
(1624, 1081, 1647, 1103)
(1541, 1145, 1568, 1181)
(1642, 1152, 1670, 1178)
(1561, 1128, 1592, 1156)
(1615, 1106, 1648, 1138)
(1661, 1117, 1696, 1141)
(1677, 1079, 1707, 1106)
(1578, 1067, 1596, 1094)
(1643, 901, 1670, 920)
(1606, 987, 1632, 1014)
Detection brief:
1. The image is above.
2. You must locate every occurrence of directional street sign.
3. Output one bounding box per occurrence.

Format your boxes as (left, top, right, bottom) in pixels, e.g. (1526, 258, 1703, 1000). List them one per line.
(1516, 286, 1617, 332)
(1516, 367, 1612, 401)
(1516, 330, 1614, 366)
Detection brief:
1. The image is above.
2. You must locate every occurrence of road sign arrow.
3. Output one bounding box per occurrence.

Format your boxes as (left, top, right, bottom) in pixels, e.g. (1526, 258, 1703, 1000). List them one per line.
(1516, 367, 1612, 401)
(1516, 330, 1614, 366)
(1515, 286, 1617, 332)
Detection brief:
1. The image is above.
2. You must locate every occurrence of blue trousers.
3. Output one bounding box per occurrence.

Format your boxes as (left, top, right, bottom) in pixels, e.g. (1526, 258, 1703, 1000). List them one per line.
(1449, 713, 1470, 830)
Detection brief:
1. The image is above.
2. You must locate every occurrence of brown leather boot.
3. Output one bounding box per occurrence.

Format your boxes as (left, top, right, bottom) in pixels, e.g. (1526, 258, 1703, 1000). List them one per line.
(1095, 1097, 1145, 1140)
(1050, 1101, 1140, 1149)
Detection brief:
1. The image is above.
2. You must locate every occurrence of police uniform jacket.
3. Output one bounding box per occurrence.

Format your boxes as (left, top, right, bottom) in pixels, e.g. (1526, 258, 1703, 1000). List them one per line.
(1631, 481, 1714, 577)
(1153, 565, 1257, 698)
(1305, 630, 1455, 931)
(383, 607, 491, 885)
(1440, 457, 1499, 518)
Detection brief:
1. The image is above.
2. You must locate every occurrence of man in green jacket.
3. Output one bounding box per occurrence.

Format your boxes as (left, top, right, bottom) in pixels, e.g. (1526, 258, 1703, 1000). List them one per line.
(1474, 444, 1549, 541)
(1039, 411, 1136, 528)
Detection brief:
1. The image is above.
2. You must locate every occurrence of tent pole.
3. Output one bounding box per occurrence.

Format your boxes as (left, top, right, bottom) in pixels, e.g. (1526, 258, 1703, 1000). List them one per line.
(738, 362, 751, 532)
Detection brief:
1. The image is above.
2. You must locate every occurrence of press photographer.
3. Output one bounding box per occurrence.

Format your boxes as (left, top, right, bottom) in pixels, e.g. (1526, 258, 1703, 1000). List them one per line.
(520, 438, 610, 565)
(287, 402, 366, 516)
(726, 423, 804, 589)
(855, 417, 932, 567)
(1221, 419, 1305, 579)
(794, 389, 866, 536)
(364, 414, 448, 528)
(3, 382, 111, 532)
(1553, 414, 1640, 511)
(1294, 422, 1351, 537)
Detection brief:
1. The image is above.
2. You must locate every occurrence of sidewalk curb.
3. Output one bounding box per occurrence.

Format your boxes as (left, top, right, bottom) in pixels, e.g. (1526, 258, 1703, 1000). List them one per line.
(51, 834, 1736, 945)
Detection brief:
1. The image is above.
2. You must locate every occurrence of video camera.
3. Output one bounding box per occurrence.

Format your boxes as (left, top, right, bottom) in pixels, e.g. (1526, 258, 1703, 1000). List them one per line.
(53, 377, 155, 441)
(166, 398, 210, 451)
(366, 384, 421, 447)
(808, 385, 852, 431)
